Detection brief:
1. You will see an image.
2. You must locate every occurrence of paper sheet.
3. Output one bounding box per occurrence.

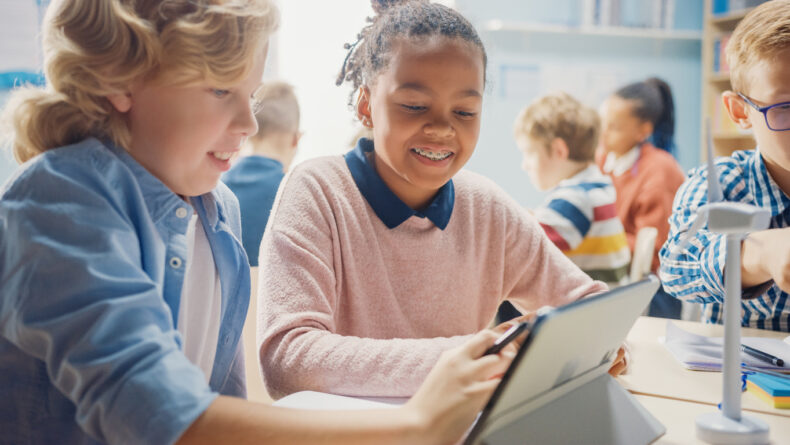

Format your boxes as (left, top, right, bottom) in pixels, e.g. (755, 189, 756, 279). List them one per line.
(663, 321, 790, 372)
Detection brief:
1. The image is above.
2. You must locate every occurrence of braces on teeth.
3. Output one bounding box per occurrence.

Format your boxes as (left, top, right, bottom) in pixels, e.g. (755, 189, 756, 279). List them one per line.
(412, 147, 452, 161)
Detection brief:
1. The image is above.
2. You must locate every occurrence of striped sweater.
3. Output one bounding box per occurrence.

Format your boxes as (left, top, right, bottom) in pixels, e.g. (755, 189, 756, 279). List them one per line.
(535, 165, 631, 286)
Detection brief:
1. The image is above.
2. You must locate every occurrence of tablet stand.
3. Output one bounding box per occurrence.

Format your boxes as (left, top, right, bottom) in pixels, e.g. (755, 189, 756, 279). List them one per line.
(476, 366, 664, 445)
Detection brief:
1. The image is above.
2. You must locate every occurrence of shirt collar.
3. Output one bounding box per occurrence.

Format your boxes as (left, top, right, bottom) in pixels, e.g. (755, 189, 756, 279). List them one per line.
(344, 138, 454, 230)
(747, 147, 790, 215)
(105, 138, 226, 231)
(602, 144, 641, 176)
(557, 164, 606, 187)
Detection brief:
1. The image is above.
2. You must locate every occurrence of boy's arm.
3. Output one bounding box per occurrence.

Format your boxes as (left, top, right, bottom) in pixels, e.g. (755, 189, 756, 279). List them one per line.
(659, 173, 729, 304)
(256, 169, 469, 399)
(741, 228, 790, 292)
(533, 193, 591, 252)
(0, 163, 215, 445)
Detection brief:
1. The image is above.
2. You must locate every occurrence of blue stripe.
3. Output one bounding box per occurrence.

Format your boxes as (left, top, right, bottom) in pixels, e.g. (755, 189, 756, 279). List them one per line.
(557, 182, 610, 192)
(547, 198, 590, 236)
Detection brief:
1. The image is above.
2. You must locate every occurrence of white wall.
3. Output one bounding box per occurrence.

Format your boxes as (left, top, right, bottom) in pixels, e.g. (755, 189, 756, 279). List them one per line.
(270, 0, 375, 168)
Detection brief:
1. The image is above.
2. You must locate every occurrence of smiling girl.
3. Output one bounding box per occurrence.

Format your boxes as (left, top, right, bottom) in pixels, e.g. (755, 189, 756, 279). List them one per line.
(0, 1, 513, 444)
(257, 0, 613, 400)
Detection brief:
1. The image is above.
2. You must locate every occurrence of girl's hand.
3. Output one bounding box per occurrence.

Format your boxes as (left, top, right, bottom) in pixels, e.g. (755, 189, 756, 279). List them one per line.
(491, 311, 536, 352)
(608, 344, 630, 377)
(405, 330, 515, 445)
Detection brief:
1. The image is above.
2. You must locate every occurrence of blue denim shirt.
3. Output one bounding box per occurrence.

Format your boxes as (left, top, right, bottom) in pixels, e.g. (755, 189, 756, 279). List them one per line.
(0, 138, 251, 444)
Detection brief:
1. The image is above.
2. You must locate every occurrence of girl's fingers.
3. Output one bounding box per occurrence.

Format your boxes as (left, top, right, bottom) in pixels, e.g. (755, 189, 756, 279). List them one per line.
(463, 330, 501, 358)
(463, 378, 502, 397)
(469, 350, 515, 377)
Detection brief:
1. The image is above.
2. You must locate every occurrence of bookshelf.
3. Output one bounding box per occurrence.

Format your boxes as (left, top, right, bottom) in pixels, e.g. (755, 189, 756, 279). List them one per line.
(701, 0, 762, 158)
(481, 20, 703, 41)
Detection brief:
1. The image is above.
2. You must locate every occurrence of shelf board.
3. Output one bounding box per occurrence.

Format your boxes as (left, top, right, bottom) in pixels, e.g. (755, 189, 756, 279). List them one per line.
(713, 132, 753, 140)
(482, 20, 703, 41)
(709, 72, 731, 83)
(710, 8, 754, 28)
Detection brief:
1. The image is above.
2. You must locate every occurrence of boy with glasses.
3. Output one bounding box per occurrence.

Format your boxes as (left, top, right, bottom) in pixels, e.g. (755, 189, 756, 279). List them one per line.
(659, 1, 790, 332)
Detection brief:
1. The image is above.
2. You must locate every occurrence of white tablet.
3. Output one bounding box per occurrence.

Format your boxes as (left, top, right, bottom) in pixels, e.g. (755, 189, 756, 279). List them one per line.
(465, 276, 663, 445)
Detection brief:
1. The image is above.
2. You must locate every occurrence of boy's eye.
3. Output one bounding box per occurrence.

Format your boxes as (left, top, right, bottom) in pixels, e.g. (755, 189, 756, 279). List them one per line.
(455, 110, 477, 118)
(211, 89, 230, 98)
(400, 104, 426, 112)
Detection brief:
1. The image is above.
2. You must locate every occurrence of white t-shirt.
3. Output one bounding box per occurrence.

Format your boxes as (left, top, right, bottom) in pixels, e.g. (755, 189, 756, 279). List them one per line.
(177, 214, 222, 383)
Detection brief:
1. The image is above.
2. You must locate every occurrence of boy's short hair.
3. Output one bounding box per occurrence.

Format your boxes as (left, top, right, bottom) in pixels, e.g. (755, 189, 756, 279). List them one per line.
(513, 92, 600, 162)
(252, 81, 300, 139)
(726, 1, 790, 95)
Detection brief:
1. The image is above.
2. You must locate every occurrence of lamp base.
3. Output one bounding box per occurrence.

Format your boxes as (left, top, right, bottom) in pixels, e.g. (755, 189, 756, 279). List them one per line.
(696, 412, 769, 444)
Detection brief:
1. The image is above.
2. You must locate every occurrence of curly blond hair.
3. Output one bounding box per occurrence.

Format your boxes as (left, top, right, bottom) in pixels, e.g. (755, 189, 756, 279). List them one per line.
(2, 0, 278, 163)
(726, 0, 790, 95)
(513, 92, 600, 163)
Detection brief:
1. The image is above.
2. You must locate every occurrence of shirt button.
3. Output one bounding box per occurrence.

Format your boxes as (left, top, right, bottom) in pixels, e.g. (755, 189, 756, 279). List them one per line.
(176, 207, 188, 218)
(170, 257, 183, 269)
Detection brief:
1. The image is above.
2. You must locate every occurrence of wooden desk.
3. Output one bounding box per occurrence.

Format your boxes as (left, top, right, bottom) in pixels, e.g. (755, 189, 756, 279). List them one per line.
(634, 395, 790, 444)
(620, 317, 790, 418)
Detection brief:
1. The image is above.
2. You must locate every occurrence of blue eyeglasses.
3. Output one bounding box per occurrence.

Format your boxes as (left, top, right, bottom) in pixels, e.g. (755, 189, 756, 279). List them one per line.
(737, 93, 790, 132)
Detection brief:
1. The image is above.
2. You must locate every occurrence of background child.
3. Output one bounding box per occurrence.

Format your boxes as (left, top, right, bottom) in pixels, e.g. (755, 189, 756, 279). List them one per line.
(660, 1, 790, 332)
(223, 80, 301, 266)
(516, 92, 631, 288)
(0, 1, 513, 444)
(257, 0, 615, 400)
(596, 77, 686, 318)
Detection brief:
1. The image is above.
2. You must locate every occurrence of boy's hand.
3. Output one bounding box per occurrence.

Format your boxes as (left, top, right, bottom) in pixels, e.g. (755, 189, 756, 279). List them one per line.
(742, 228, 790, 292)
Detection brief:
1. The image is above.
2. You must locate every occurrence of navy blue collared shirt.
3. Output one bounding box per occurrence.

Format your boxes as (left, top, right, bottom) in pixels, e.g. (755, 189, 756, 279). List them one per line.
(344, 138, 454, 230)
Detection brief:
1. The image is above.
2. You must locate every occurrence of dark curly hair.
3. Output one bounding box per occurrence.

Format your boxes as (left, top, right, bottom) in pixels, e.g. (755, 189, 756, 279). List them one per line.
(336, 0, 487, 106)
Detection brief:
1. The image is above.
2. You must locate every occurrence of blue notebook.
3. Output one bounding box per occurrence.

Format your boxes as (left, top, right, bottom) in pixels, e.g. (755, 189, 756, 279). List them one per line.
(747, 373, 790, 397)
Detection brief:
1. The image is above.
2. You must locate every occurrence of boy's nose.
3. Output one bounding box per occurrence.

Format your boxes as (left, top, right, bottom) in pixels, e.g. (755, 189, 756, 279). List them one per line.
(232, 101, 258, 137)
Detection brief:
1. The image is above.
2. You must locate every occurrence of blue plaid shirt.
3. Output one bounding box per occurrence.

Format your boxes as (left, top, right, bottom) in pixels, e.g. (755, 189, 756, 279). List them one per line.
(659, 148, 790, 331)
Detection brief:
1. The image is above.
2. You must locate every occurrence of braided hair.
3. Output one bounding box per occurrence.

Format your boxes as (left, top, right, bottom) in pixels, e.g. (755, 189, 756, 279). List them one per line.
(336, 0, 486, 106)
(614, 77, 676, 156)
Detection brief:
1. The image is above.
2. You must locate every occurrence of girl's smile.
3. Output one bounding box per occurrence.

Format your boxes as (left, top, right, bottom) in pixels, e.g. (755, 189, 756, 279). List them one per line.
(357, 37, 484, 210)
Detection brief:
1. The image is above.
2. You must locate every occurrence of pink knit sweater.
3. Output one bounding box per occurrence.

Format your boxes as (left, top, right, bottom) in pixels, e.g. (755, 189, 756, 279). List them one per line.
(257, 155, 607, 399)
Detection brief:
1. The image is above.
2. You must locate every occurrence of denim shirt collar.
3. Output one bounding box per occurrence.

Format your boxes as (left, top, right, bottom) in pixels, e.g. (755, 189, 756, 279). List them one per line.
(106, 139, 229, 232)
(344, 138, 454, 230)
(105, 139, 248, 391)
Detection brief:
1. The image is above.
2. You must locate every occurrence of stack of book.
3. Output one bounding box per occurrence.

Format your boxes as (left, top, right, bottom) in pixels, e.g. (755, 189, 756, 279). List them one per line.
(746, 372, 790, 409)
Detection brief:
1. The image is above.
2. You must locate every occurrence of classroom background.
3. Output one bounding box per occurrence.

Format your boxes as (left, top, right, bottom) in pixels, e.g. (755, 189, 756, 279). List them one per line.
(0, 0, 759, 209)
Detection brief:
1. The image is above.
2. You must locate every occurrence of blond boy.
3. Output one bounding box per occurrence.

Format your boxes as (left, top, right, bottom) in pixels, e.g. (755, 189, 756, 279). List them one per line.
(515, 92, 631, 287)
(659, 1, 790, 331)
(222, 81, 301, 266)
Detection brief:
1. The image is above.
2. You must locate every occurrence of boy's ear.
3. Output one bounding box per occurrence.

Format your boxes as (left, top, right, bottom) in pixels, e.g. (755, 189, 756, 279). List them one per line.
(722, 91, 752, 130)
(106, 91, 132, 113)
(355, 86, 373, 128)
(550, 138, 570, 160)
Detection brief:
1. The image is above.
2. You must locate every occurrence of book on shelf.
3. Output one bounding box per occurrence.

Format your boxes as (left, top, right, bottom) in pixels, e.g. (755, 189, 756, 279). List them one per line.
(712, 33, 731, 74)
(583, 0, 678, 29)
